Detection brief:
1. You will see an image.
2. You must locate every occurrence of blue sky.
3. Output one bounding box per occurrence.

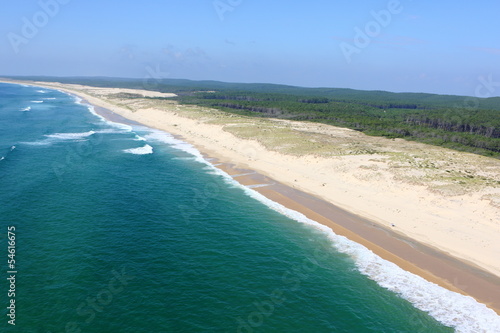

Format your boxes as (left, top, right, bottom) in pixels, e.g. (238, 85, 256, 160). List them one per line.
(1, 0, 499, 96)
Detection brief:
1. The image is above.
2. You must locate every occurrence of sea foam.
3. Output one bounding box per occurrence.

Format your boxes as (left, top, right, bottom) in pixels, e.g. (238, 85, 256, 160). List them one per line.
(22, 131, 96, 146)
(143, 129, 205, 163)
(123, 144, 153, 155)
(46, 131, 96, 140)
(80, 102, 133, 132)
(134, 135, 147, 141)
(0, 146, 17, 162)
(95, 128, 130, 135)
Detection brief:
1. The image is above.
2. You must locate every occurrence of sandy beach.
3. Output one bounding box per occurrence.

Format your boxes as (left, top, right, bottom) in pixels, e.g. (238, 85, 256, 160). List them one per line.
(4, 79, 500, 313)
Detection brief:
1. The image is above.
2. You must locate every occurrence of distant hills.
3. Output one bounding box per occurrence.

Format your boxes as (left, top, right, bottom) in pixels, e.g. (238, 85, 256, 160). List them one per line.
(5, 75, 500, 110)
(3, 76, 500, 157)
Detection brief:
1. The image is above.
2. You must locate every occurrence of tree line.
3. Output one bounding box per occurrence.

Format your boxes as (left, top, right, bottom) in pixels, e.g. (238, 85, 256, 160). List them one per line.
(175, 91, 500, 157)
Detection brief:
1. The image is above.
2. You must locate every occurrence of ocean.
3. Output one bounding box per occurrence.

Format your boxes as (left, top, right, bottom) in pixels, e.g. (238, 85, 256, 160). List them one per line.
(0, 82, 499, 332)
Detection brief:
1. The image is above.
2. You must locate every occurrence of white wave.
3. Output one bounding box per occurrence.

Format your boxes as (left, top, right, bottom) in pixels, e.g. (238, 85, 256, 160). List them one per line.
(133, 135, 146, 141)
(20, 107, 31, 112)
(148, 128, 500, 331)
(22, 132, 82, 146)
(143, 130, 205, 163)
(78, 102, 106, 122)
(81, 103, 134, 132)
(44, 97, 56, 100)
(123, 144, 153, 155)
(0, 157, 4, 161)
(22, 131, 96, 146)
(53, 90, 133, 134)
(36, 90, 47, 93)
(21, 140, 52, 147)
(332, 237, 500, 332)
(31, 100, 44, 103)
(10, 146, 16, 151)
(109, 122, 133, 132)
(95, 128, 129, 135)
(46, 131, 95, 140)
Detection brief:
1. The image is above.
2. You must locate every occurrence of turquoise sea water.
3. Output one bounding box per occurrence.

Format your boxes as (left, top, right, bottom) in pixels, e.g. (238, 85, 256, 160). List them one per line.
(0, 83, 499, 332)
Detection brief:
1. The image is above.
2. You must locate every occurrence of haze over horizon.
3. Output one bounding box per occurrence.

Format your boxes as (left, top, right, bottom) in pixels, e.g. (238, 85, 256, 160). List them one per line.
(1, 0, 499, 97)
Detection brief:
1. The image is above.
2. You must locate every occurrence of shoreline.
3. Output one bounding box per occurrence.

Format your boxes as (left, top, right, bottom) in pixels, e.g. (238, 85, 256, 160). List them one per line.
(212, 161, 500, 313)
(3, 79, 500, 315)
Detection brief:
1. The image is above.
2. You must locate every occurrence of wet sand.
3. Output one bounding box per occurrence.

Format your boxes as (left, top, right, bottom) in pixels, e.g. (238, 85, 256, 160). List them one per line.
(214, 160, 500, 314)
